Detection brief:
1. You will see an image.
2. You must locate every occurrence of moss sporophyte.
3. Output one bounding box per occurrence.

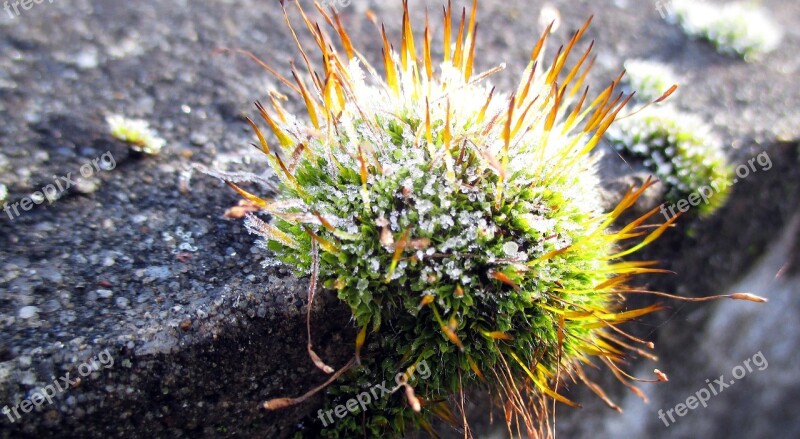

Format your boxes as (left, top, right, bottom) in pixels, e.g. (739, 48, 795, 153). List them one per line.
(214, 1, 766, 436)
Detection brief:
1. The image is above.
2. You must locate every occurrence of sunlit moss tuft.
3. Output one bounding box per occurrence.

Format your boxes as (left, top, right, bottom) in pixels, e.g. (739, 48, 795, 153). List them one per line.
(106, 114, 165, 155)
(227, 1, 698, 437)
(605, 107, 732, 216)
(623, 59, 678, 102)
(670, 0, 782, 59)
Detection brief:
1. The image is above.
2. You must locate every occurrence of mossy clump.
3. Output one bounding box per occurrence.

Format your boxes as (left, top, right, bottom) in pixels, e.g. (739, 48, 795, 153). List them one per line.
(106, 114, 165, 155)
(605, 107, 732, 216)
(230, 2, 683, 437)
(670, 0, 782, 59)
(623, 59, 678, 102)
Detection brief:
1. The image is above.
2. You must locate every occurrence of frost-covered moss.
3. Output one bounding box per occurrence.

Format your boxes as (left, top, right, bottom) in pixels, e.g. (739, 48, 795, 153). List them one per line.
(612, 58, 731, 217)
(230, 2, 685, 437)
(671, 0, 782, 59)
(605, 107, 732, 216)
(106, 114, 165, 155)
(623, 59, 678, 102)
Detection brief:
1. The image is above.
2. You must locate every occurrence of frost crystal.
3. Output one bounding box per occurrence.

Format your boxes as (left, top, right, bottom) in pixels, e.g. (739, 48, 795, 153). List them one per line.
(502, 242, 519, 257)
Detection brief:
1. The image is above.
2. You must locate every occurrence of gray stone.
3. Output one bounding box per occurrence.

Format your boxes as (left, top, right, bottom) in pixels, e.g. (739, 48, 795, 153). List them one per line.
(18, 306, 40, 320)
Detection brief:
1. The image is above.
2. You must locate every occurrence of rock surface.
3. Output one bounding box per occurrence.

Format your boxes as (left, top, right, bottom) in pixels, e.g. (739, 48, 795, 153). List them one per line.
(0, 0, 798, 438)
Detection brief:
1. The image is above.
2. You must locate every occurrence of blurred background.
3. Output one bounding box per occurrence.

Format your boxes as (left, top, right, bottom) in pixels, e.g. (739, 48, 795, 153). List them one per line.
(0, 0, 798, 437)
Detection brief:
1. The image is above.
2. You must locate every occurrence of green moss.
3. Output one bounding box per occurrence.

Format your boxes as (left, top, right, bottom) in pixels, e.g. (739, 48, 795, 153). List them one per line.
(236, 2, 680, 437)
(259, 103, 631, 435)
(605, 107, 733, 216)
(106, 114, 165, 155)
(623, 59, 678, 102)
(670, 0, 782, 59)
